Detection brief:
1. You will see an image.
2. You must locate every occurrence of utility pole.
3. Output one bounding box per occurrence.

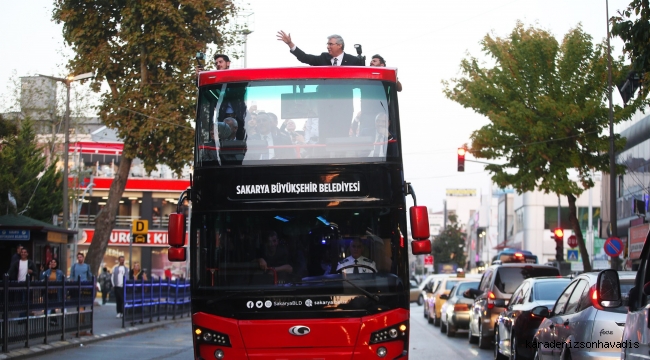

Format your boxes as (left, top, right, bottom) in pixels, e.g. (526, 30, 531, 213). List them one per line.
(38, 72, 94, 229)
(606, 0, 620, 270)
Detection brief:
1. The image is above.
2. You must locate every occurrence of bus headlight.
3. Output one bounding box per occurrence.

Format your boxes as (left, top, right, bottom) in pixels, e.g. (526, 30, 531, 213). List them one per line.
(369, 322, 408, 344)
(194, 327, 231, 347)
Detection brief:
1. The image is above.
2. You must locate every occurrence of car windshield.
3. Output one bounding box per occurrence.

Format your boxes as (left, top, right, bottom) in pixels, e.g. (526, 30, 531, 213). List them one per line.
(454, 281, 479, 296)
(196, 79, 398, 166)
(195, 208, 402, 293)
(446, 280, 461, 290)
(494, 267, 560, 294)
(533, 280, 572, 301)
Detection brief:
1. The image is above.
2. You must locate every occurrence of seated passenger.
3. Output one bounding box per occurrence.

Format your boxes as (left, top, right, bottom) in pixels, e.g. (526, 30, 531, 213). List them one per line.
(336, 238, 376, 274)
(368, 113, 395, 158)
(255, 231, 293, 280)
(248, 113, 293, 159)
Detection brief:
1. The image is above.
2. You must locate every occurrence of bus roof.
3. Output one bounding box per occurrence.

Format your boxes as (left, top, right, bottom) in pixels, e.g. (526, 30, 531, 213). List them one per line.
(198, 66, 398, 87)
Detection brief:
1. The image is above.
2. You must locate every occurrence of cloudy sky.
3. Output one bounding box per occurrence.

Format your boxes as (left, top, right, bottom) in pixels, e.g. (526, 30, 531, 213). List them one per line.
(0, 0, 632, 211)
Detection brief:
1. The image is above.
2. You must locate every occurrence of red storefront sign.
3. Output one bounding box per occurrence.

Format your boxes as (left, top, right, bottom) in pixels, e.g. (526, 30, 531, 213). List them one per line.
(79, 229, 173, 246)
(629, 223, 650, 259)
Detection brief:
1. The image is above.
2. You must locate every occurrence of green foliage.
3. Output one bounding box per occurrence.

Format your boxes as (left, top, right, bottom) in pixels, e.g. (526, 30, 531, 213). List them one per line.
(443, 23, 645, 196)
(432, 214, 466, 269)
(612, 0, 650, 78)
(0, 119, 62, 221)
(52, 0, 241, 173)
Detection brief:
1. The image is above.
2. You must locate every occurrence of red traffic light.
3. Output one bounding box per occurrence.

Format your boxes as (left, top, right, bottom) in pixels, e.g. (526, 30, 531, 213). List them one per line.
(553, 228, 564, 239)
(457, 148, 466, 172)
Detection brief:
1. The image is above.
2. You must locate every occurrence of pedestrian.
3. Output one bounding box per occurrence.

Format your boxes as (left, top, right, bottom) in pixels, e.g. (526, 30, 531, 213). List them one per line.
(277, 31, 362, 66)
(9, 244, 23, 268)
(8, 248, 38, 281)
(41, 258, 65, 325)
(98, 267, 112, 305)
(69, 252, 93, 281)
(369, 54, 402, 92)
(111, 256, 128, 318)
(129, 262, 148, 281)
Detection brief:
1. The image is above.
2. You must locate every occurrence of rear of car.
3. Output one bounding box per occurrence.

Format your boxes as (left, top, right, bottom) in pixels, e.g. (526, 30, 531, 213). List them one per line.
(442, 281, 479, 336)
(469, 264, 560, 349)
(430, 277, 466, 326)
(533, 272, 635, 360)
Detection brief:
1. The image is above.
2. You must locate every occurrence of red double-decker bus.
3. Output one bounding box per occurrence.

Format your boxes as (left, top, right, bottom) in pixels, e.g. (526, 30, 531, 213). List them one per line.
(167, 66, 431, 360)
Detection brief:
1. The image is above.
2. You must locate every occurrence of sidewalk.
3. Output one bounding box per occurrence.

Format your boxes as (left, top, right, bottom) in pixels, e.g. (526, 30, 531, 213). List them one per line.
(0, 302, 191, 360)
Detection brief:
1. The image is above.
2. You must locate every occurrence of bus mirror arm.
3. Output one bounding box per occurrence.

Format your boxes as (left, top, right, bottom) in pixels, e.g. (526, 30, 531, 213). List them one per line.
(405, 182, 417, 206)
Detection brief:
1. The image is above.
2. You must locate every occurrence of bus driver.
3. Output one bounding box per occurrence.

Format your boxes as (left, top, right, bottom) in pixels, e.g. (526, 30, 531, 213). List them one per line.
(336, 238, 376, 274)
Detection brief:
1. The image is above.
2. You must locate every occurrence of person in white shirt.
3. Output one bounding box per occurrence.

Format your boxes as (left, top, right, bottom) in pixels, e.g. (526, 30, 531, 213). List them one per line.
(369, 113, 392, 157)
(277, 31, 363, 66)
(336, 239, 376, 274)
(8, 248, 37, 281)
(111, 256, 128, 318)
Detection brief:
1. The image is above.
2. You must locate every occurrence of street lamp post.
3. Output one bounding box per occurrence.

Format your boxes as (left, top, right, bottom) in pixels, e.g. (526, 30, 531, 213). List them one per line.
(38, 72, 94, 229)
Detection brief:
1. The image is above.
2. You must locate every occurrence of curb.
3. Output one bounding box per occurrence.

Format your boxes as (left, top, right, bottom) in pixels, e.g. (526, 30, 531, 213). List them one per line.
(0, 318, 192, 359)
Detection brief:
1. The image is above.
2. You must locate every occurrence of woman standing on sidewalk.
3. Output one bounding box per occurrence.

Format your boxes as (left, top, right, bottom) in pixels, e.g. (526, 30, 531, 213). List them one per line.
(41, 259, 65, 325)
(129, 262, 148, 281)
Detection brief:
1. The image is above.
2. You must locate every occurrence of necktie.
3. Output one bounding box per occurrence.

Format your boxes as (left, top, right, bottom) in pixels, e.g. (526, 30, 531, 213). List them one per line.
(261, 135, 270, 159)
(333, 58, 338, 66)
(353, 259, 359, 273)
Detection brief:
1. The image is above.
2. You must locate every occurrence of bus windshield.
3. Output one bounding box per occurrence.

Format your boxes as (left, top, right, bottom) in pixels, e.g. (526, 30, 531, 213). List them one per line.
(195, 207, 403, 294)
(196, 79, 398, 166)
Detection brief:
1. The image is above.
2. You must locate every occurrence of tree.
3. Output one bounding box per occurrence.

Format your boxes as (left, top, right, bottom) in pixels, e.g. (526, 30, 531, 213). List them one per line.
(432, 214, 466, 272)
(0, 118, 63, 221)
(612, 1, 650, 78)
(53, 0, 241, 275)
(443, 23, 647, 272)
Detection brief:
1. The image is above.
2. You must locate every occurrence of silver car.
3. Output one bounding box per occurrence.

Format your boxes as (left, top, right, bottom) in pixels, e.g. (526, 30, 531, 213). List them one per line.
(531, 271, 635, 360)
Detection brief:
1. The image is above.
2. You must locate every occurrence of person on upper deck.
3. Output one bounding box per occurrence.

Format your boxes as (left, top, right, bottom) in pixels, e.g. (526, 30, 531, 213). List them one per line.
(369, 54, 402, 92)
(277, 31, 363, 67)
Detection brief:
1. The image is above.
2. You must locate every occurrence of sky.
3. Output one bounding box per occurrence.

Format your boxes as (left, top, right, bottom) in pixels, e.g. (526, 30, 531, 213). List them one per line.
(0, 0, 633, 213)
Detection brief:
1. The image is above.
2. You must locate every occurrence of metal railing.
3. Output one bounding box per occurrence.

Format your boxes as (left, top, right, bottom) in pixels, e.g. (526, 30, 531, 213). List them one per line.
(0, 275, 95, 353)
(122, 278, 190, 328)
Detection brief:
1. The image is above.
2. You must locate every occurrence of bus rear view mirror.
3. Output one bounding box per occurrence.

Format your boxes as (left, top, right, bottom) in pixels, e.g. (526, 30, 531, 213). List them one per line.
(168, 247, 187, 262)
(410, 206, 431, 255)
(409, 206, 430, 240)
(168, 213, 186, 247)
(412, 240, 431, 255)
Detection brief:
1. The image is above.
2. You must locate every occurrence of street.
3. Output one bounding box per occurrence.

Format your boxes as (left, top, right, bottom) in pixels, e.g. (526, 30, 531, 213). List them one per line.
(38, 303, 492, 360)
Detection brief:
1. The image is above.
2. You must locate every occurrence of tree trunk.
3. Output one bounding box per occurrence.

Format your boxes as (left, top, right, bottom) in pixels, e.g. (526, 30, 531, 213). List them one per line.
(85, 156, 133, 276)
(567, 194, 592, 272)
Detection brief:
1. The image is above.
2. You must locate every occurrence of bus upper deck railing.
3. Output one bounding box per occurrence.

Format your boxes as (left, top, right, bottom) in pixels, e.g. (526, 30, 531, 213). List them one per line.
(122, 278, 190, 328)
(0, 274, 95, 353)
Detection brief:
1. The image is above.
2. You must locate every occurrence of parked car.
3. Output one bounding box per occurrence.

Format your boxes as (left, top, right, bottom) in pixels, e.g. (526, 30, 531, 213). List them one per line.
(440, 280, 480, 337)
(493, 277, 572, 360)
(426, 275, 479, 326)
(466, 264, 561, 349)
(530, 271, 635, 360)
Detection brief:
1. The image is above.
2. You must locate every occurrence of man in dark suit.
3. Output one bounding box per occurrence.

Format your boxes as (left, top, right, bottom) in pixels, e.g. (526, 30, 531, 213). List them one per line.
(277, 31, 362, 66)
(248, 112, 294, 159)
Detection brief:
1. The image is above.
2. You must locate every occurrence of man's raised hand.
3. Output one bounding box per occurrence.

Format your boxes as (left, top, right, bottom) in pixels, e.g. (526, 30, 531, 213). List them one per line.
(277, 31, 294, 49)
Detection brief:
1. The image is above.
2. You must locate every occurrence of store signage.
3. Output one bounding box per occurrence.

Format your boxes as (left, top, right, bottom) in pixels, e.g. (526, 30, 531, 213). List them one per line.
(229, 173, 368, 199)
(0, 230, 30, 240)
(79, 229, 182, 247)
(629, 223, 650, 259)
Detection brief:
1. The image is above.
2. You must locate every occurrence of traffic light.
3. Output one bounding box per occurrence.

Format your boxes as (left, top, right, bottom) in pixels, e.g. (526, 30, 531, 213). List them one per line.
(457, 148, 466, 172)
(551, 228, 564, 262)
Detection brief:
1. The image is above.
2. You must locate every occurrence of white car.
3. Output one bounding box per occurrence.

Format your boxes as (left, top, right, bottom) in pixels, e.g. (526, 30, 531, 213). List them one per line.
(530, 271, 635, 360)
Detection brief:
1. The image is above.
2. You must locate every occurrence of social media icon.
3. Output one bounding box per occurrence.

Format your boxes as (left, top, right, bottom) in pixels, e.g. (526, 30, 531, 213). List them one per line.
(256, 301, 263, 308)
(246, 301, 254, 308)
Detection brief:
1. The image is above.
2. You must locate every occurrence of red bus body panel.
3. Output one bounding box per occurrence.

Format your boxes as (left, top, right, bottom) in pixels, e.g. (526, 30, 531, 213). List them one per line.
(198, 66, 398, 87)
(193, 308, 409, 359)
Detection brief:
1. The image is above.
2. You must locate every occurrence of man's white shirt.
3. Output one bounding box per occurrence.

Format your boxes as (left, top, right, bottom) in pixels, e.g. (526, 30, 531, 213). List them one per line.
(336, 256, 377, 273)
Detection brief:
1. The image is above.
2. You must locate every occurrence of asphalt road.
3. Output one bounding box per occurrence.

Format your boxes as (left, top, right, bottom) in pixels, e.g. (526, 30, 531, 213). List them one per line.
(38, 304, 493, 360)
